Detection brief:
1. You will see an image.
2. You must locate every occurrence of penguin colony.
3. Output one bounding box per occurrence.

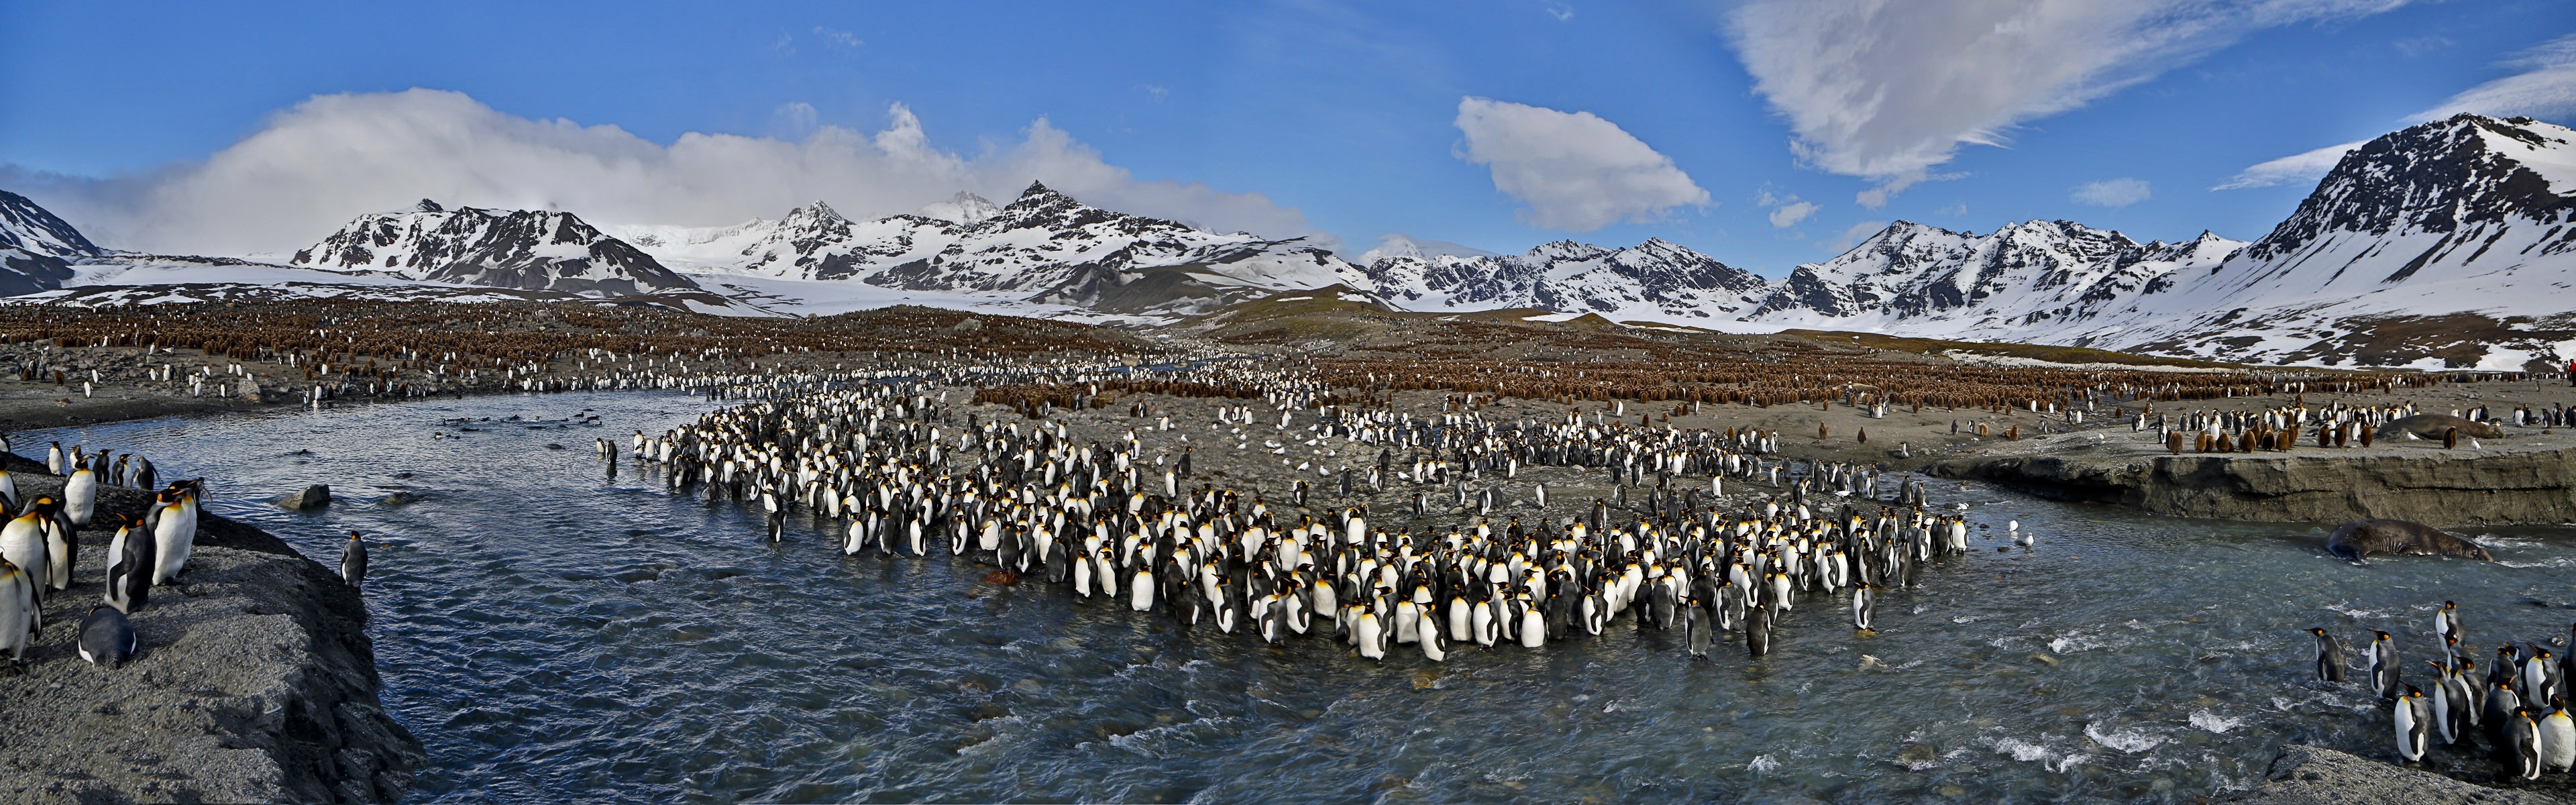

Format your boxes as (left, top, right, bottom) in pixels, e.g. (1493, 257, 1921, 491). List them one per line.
(621, 370, 1998, 665)
(2311, 604, 2576, 780)
(0, 439, 198, 672)
(0, 299, 2530, 430)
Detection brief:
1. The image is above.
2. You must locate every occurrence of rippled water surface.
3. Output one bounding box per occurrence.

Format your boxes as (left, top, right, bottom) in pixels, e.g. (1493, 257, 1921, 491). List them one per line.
(31, 391, 2576, 802)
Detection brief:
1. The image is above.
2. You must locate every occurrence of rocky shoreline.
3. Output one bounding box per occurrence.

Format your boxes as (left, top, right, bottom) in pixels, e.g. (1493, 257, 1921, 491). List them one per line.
(2222, 745, 2571, 804)
(1925, 432, 2576, 526)
(0, 454, 421, 804)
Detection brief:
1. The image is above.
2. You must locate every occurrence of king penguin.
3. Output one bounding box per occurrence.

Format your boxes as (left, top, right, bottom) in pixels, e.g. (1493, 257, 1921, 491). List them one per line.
(340, 531, 368, 589)
(63, 457, 98, 528)
(0, 504, 48, 605)
(2542, 699, 2576, 772)
(2309, 627, 2347, 683)
(2395, 686, 2428, 763)
(0, 559, 36, 665)
(104, 514, 151, 613)
(1852, 583, 1875, 632)
(76, 605, 136, 668)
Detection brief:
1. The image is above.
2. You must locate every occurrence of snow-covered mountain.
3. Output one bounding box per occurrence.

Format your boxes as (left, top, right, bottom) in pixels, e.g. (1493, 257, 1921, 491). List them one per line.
(0, 190, 93, 294)
(1362, 237, 1772, 322)
(621, 182, 1368, 317)
(293, 200, 703, 296)
(2047, 114, 2576, 368)
(1742, 221, 2245, 336)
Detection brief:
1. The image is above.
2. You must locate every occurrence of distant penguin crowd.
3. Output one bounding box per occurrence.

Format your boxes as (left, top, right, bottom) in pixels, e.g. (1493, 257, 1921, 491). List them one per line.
(2310, 603, 2576, 779)
(618, 373, 2000, 665)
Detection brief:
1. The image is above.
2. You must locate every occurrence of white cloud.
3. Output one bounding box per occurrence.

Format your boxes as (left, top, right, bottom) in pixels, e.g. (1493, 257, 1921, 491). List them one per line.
(1452, 97, 1709, 231)
(1756, 190, 1819, 227)
(1726, 0, 2410, 205)
(2412, 32, 2576, 121)
(2071, 177, 2151, 207)
(6, 89, 1336, 256)
(811, 26, 863, 48)
(1825, 220, 1886, 252)
(2212, 140, 2363, 190)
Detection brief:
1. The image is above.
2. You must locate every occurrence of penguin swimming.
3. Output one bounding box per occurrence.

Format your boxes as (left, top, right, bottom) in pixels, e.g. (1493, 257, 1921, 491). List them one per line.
(76, 605, 135, 668)
(340, 531, 368, 589)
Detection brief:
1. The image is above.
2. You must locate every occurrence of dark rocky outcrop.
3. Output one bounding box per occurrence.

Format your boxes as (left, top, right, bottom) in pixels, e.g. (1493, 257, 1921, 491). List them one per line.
(1929, 443, 2576, 525)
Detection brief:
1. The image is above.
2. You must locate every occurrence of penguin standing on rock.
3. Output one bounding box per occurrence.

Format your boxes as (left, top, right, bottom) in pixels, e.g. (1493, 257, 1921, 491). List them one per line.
(340, 531, 368, 590)
(2396, 686, 2430, 763)
(104, 515, 151, 613)
(2543, 700, 2576, 773)
(0, 559, 34, 665)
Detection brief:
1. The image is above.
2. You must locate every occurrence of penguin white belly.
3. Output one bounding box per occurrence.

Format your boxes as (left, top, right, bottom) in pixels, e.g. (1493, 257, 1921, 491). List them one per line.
(2543, 710, 2576, 771)
(1448, 598, 1471, 639)
(1129, 570, 1154, 611)
(0, 519, 44, 598)
(0, 566, 30, 660)
(1518, 608, 1546, 648)
(64, 471, 97, 527)
(1419, 618, 1446, 662)
(1393, 601, 1420, 644)
(2394, 696, 2424, 761)
(1471, 604, 1495, 647)
(1355, 613, 1385, 660)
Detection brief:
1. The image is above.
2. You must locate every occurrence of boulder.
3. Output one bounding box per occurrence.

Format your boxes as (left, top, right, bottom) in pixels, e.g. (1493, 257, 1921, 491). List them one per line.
(279, 484, 331, 511)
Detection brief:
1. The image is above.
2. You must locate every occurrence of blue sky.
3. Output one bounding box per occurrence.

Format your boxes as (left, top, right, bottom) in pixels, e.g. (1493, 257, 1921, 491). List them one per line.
(5, 0, 2575, 273)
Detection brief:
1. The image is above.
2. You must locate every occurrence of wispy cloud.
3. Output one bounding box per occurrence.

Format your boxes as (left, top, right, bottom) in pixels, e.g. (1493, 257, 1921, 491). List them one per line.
(1452, 97, 1709, 231)
(1725, 0, 2412, 207)
(2213, 140, 2361, 189)
(5, 89, 1337, 254)
(2412, 32, 2576, 121)
(2071, 177, 2151, 207)
(812, 25, 863, 48)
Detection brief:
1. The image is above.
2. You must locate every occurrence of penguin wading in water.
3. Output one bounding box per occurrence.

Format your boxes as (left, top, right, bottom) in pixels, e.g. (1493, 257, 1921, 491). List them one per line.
(1852, 583, 1874, 633)
(2367, 631, 2400, 700)
(77, 605, 136, 667)
(2308, 628, 2347, 683)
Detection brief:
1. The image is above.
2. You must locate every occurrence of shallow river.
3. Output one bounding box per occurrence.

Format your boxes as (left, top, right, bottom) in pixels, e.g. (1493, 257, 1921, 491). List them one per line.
(29, 391, 2576, 803)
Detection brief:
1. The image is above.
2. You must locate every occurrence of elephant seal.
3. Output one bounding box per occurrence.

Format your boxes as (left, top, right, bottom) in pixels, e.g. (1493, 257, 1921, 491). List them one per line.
(2381, 415, 2506, 440)
(2325, 519, 2495, 563)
